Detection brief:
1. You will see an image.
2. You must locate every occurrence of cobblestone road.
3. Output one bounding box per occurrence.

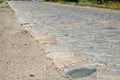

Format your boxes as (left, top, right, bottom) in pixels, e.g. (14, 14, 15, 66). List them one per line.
(8, 1, 120, 80)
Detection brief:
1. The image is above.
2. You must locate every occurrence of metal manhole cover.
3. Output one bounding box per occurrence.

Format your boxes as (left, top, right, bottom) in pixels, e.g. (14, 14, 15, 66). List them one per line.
(60, 67, 96, 79)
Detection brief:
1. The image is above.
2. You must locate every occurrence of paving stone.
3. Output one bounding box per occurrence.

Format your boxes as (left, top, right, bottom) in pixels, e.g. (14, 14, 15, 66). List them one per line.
(99, 70, 120, 80)
(31, 33, 56, 45)
(46, 52, 73, 59)
(85, 53, 94, 57)
(107, 66, 120, 72)
(100, 55, 120, 60)
(74, 45, 94, 52)
(60, 67, 96, 79)
(83, 61, 105, 67)
(98, 65, 120, 77)
(77, 78, 97, 80)
(115, 60, 120, 66)
(45, 45, 72, 53)
(91, 39, 107, 44)
(53, 57, 85, 69)
(8, 1, 120, 80)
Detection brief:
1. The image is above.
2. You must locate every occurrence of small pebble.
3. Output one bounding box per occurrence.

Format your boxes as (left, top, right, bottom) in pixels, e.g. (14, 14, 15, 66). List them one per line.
(30, 74, 35, 77)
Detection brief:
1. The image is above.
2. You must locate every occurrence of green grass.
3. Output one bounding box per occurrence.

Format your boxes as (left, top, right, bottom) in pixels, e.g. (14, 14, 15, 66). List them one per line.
(77, 2, 120, 10)
(0, 0, 4, 3)
(46, 0, 120, 10)
(63, 2, 120, 10)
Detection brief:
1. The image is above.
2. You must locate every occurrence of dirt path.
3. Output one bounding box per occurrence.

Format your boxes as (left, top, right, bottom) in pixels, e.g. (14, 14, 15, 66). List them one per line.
(0, 3, 67, 80)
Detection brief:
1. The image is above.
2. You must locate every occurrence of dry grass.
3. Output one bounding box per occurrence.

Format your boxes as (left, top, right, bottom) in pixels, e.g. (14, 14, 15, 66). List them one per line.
(105, 2, 120, 10)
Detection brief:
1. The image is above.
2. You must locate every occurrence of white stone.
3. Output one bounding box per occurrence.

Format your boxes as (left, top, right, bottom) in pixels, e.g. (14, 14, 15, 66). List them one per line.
(46, 52, 73, 59)
(53, 57, 85, 69)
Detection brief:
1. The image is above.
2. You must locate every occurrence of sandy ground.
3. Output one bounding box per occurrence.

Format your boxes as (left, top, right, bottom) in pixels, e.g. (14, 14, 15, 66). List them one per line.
(0, 3, 67, 80)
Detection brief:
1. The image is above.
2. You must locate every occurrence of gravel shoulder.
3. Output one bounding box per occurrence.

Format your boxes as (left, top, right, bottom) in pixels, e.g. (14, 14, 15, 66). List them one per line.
(0, 3, 66, 80)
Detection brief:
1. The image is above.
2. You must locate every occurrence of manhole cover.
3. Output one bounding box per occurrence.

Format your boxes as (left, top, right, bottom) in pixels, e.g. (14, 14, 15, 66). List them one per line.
(60, 67, 96, 79)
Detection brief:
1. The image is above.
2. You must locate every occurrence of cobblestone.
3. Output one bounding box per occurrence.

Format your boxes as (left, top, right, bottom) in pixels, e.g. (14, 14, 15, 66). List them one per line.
(8, 1, 120, 80)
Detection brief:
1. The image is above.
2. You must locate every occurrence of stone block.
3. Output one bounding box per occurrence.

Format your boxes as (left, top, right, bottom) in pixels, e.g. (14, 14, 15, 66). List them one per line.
(53, 57, 85, 69)
(46, 52, 73, 59)
(33, 33, 56, 45)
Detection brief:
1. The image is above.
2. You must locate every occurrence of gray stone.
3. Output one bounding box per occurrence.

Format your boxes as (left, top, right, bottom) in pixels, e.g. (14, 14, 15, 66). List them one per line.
(108, 66, 120, 72)
(45, 45, 72, 53)
(84, 54, 94, 59)
(115, 61, 120, 66)
(100, 55, 120, 60)
(83, 61, 105, 67)
(100, 65, 120, 77)
(92, 39, 107, 44)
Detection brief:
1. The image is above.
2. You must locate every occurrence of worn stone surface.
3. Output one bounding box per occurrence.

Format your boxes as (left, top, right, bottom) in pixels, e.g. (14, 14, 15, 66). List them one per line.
(34, 34, 56, 45)
(45, 45, 72, 53)
(46, 52, 73, 59)
(8, 1, 120, 80)
(53, 57, 85, 69)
